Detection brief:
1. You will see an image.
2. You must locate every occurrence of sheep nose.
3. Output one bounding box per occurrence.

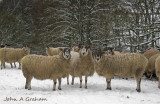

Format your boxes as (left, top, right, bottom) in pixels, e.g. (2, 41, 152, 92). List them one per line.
(82, 53, 85, 55)
(66, 55, 70, 58)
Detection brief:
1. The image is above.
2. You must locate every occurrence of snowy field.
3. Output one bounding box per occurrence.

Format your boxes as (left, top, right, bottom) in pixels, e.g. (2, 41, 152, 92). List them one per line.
(0, 63, 160, 104)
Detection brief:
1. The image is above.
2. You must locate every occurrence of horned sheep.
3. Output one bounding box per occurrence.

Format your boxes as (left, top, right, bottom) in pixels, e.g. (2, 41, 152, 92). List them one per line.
(94, 50, 148, 92)
(0, 46, 30, 69)
(70, 45, 95, 88)
(21, 48, 71, 90)
(46, 46, 71, 85)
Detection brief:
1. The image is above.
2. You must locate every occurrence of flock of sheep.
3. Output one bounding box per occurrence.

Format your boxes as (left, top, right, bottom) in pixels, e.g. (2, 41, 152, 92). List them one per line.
(1, 44, 160, 92)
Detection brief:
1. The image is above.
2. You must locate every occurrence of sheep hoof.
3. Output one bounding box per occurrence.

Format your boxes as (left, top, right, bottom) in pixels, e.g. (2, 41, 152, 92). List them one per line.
(85, 86, 88, 89)
(71, 83, 74, 85)
(67, 83, 69, 85)
(28, 88, 31, 90)
(25, 86, 27, 89)
(158, 86, 160, 89)
(136, 89, 141, 92)
(53, 89, 56, 91)
(106, 88, 112, 90)
(58, 88, 62, 90)
(80, 86, 82, 88)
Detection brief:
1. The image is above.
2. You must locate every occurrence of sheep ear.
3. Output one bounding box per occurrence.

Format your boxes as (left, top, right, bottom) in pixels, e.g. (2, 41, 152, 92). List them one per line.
(78, 44, 82, 48)
(46, 46, 49, 49)
(59, 48, 63, 52)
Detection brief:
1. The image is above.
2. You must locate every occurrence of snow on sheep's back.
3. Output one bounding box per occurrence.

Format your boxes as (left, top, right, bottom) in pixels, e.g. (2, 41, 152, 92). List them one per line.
(0, 63, 160, 104)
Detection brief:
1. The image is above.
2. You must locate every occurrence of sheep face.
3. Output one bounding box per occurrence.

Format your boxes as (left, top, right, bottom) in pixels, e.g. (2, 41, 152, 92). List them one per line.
(94, 50, 104, 62)
(23, 47, 30, 55)
(79, 45, 90, 56)
(61, 48, 71, 60)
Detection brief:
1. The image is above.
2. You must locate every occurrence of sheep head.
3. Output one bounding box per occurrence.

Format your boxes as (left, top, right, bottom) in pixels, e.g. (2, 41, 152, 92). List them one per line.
(22, 46, 30, 55)
(94, 50, 105, 62)
(104, 47, 114, 55)
(59, 47, 71, 60)
(79, 45, 91, 56)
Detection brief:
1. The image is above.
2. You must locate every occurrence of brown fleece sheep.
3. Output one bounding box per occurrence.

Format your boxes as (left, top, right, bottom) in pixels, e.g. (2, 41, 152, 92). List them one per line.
(0, 47, 30, 69)
(144, 48, 159, 59)
(21, 48, 71, 90)
(71, 45, 95, 88)
(46, 47, 66, 56)
(121, 51, 130, 54)
(69, 51, 80, 85)
(46, 46, 70, 85)
(155, 55, 160, 89)
(145, 53, 160, 79)
(94, 50, 148, 92)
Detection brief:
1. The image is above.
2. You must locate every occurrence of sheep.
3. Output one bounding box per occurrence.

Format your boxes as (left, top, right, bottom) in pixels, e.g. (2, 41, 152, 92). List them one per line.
(143, 48, 159, 59)
(0, 46, 30, 69)
(94, 50, 148, 92)
(69, 51, 80, 85)
(121, 51, 130, 54)
(21, 48, 71, 90)
(46, 46, 66, 56)
(145, 53, 160, 79)
(155, 55, 160, 89)
(46, 46, 71, 85)
(70, 45, 95, 88)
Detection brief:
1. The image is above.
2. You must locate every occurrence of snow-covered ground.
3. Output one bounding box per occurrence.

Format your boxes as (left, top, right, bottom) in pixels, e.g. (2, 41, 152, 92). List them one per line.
(0, 63, 160, 104)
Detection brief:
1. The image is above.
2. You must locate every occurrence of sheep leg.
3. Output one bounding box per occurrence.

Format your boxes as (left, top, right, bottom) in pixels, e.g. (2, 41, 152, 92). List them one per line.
(106, 78, 112, 90)
(79, 76, 82, 88)
(149, 74, 153, 80)
(14, 62, 16, 68)
(58, 78, 62, 90)
(18, 62, 21, 69)
(1, 62, 5, 69)
(85, 76, 88, 89)
(26, 75, 33, 90)
(25, 79, 28, 89)
(10, 63, 13, 68)
(136, 78, 141, 92)
(0, 63, 1, 69)
(53, 80, 57, 91)
(158, 78, 160, 89)
(71, 76, 74, 85)
(67, 75, 69, 85)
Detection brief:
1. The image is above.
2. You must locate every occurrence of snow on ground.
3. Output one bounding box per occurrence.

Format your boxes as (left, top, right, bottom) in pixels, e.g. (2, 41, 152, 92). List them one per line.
(0, 63, 160, 104)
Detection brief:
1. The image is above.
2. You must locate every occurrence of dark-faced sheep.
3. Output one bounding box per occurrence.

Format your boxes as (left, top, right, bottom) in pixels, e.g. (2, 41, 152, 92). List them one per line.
(94, 50, 148, 92)
(46, 46, 71, 85)
(22, 48, 71, 91)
